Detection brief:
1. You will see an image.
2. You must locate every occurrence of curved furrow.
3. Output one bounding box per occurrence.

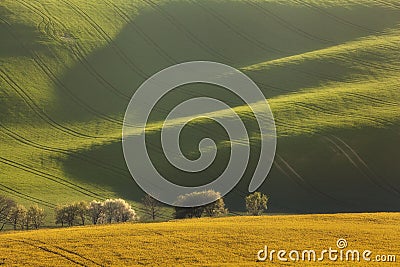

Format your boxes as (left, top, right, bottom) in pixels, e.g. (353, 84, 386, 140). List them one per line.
(28, 238, 103, 267)
(104, 0, 177, 65)
(0, 157, 106, 200)
(70, 43, 131, 100)
(201, 0, 397, 78)
(0, 183, 55, 208)
(0, 70, 103, 139)
(190, 0, 290, 55)
(295, 0, 382, 34)
(18, 0, 132, 101)
(0, 125, 128, 176)
(59, 0, 149, 78)
(373, 0, 400, 10)
(323, 135, 400, 197)
(345, 91, 399, 107)
(10, 238, 87, 266)
(248, 0, 400, 65)
(1, 16, 125, 127)
(244, 0, 332, 44)
(276, 154, 355, 207)
(141, 0, 233, 64)
(332, 135, 400, 193)
(294, 101, 400, 129)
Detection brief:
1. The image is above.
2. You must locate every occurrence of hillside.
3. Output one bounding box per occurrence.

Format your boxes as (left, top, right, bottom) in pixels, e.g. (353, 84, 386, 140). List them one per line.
(0, 0, 400, 220)
(0, 213, 399, 266)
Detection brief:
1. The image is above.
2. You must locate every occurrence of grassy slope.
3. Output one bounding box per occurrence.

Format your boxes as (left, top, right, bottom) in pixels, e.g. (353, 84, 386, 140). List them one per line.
(0, 213, 399, 266)
(0, 0, 399, 222)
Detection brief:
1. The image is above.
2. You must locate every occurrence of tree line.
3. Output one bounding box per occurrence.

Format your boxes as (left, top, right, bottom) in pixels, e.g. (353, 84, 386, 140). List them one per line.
(55, 198, 138, 226)
(0, 191, 269, 231)
(0, 195, 45, 230)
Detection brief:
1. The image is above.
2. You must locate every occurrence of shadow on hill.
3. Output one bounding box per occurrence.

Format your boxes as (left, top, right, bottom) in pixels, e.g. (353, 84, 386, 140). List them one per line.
(56, 1, 400, 213)
(62, 122, 400, 213)
(52, 0, 400, 121)
(0, 5, 56, 122)
(0, 5, 50, 58)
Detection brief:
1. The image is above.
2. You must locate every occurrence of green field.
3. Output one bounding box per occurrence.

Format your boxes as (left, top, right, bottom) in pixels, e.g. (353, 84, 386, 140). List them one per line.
(1, 0, 400, 223)
(0, 213, 399, 266)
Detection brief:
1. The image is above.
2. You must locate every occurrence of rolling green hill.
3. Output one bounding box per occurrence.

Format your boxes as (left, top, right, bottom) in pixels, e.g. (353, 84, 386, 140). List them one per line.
(1, 0, 399, 222)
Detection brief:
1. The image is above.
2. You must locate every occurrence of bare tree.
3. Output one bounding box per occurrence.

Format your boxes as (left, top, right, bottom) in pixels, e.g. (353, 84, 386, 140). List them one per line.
(88, 200, 102, 225)
(22, 211, 30, 230)
(8, 204, 27, 230)
(76, 201, 88, 225)
(55, 203, 86, 227)
(0, 195, 16, 230)
(55, 205, 73, 227)
(27, 205, 45, 229)
(142, 194, 162, 221)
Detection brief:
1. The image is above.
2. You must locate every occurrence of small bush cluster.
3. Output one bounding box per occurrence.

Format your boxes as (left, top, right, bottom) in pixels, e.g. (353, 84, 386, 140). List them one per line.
(55, 198, 138, 227)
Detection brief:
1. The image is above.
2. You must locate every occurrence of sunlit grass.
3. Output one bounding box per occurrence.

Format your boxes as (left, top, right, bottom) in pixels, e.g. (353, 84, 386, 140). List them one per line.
(0, 0, 399, 220)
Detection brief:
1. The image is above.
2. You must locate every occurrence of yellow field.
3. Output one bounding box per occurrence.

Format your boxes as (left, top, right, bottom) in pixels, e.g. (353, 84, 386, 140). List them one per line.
(0, 213, 399, 266)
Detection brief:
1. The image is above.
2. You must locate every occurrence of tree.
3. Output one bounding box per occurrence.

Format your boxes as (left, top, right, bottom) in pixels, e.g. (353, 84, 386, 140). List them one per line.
(101, 199, 138, 224)
(88, 200, 102, 225)
(102, 199, 117, 224)
(142, 194, 162, 221)
(174, 190, 228, 219)
(76, 201, 88, 225)
(64, 204, 78, 226)
(22, 211, 30, 230)
(55, 199, 137, 227)
(55, 205, 68, 227)
(27, 205, 45, 229)
(55, 202, 88, 227)
(0, 195, 16, 230)
(245, 192, 269, 216)
(8, 204, 27, 230)
(204, 197, 228, 217)
(59, 204, 77, 227)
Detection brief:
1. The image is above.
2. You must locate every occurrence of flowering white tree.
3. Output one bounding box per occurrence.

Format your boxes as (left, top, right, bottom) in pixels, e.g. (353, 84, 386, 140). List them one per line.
(174, 190, 228, 219)
(100, 199, 138, 224)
